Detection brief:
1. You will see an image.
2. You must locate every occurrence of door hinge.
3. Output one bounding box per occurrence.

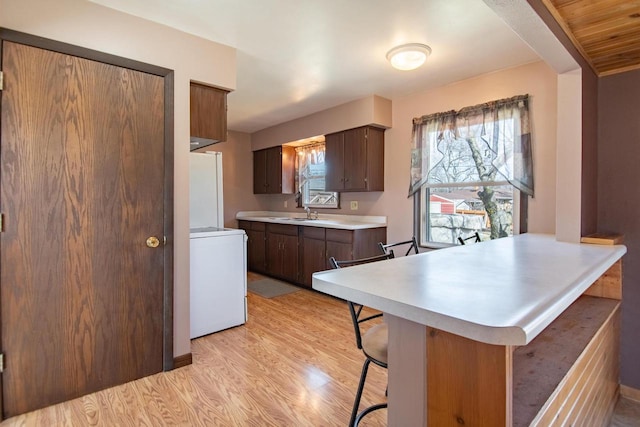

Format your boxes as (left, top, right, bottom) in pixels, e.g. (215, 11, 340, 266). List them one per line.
(0, 213, 4, 232)
(0, 71, 3, 90)
(0, 353, 4, 373)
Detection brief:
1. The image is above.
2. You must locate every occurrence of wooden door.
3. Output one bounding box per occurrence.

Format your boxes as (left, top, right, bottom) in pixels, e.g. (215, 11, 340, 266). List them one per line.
(0, 38, 170, 417)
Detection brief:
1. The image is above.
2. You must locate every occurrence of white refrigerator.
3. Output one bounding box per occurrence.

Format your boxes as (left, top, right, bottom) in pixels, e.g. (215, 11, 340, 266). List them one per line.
(189, 152, 247, 339)
(190, 152, 224, 229)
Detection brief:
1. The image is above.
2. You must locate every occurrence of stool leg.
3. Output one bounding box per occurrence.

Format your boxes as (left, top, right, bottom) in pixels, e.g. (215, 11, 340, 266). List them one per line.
(350, 358, 371, 427)
(354, 403, 387, 426)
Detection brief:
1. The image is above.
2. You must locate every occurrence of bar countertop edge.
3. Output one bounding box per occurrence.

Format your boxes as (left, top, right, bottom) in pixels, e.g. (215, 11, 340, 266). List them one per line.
(312, 234, 626, 346)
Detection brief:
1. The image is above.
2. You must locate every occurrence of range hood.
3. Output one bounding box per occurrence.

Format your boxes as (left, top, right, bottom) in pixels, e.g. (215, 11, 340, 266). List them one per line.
(190, 136, 220, 152)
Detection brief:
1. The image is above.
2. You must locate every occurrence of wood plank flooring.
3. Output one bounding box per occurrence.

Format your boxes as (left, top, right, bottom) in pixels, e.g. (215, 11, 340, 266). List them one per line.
(0, 281, 387, 426)
(1, 272, 638, 426)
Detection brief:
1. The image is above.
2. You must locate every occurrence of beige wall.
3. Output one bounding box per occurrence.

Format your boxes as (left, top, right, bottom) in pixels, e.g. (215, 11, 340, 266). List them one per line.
(384, 61, 558, 244)
(1, 0, 237, 358)
(246, 61, 558, 246)
(252, 95, 393, 151)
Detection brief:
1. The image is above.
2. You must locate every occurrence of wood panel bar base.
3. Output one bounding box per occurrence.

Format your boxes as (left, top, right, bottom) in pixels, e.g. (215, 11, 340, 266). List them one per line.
(387, 260, 622, 426)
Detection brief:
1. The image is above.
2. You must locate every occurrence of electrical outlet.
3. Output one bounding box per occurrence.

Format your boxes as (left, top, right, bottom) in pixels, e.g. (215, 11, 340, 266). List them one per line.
(350, 201, 358, 210)
(284, 200, 288, 208)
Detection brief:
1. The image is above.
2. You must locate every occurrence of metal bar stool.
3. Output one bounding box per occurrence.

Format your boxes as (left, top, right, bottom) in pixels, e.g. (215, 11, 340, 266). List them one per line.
(329, 252, 394, 427)
(378, 236, 419, 256)
(458, 231, 481, 245)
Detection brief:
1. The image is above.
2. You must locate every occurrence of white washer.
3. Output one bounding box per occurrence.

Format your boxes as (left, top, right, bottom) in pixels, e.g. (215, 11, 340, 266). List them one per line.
(190, 227, 247, 339)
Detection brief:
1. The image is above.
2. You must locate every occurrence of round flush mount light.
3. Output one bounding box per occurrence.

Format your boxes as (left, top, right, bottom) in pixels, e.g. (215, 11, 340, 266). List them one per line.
(386, 43, 432, 71)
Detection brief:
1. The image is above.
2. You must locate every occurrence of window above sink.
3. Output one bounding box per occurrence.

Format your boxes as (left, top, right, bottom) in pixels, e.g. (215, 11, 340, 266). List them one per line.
(288, 138, 340, 209)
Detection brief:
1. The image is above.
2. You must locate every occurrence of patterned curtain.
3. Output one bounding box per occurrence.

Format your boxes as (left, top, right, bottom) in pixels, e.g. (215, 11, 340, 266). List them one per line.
(408, 94, 533, 197)
(295, 142, 325, 191)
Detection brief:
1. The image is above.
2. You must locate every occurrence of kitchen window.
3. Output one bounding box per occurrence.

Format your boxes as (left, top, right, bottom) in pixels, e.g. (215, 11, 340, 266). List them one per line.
(294, 141, 340, 209)
(409, 95, 533, 247)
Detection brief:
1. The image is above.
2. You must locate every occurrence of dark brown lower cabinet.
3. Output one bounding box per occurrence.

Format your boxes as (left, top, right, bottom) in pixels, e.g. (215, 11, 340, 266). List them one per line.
(266, 223, 299, 283)
(325, 227, 387, 264)
(239, 220, 266, 273)
(301, 226, 387, 288)
(241, 220, 387, 288)
(302, 227, 327, 287)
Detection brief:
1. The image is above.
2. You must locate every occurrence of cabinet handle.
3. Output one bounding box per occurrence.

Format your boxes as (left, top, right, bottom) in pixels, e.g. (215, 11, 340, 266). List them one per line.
(345, 177, 350, 183)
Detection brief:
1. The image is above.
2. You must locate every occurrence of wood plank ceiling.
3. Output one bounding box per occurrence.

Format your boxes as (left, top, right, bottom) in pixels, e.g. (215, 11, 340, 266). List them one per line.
(542, 0, 640, 76)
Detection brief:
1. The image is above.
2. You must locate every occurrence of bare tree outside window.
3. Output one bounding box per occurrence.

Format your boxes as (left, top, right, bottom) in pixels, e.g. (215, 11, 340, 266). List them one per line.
(410, 95, 533, 246)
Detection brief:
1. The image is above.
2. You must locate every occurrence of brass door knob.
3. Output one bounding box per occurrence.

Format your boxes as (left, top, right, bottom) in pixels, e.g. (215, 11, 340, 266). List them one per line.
(146, 236, 160, 248)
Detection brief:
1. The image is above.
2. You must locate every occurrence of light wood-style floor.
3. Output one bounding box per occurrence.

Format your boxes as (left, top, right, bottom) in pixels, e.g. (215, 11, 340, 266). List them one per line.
(0, 280, 387, 426)
(1, 274, 638, 426)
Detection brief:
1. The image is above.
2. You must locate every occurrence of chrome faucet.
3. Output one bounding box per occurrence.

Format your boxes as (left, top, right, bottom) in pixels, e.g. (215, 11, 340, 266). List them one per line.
(304, 206, 311, 219)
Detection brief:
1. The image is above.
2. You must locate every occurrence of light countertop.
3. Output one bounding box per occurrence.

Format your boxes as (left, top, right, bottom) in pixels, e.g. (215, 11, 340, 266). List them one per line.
(236, 211, 386, 230)
(312, 233, 626, 346)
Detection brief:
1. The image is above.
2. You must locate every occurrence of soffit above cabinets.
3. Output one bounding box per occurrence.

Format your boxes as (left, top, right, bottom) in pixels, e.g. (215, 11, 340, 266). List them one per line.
(542, 0, 640, 76)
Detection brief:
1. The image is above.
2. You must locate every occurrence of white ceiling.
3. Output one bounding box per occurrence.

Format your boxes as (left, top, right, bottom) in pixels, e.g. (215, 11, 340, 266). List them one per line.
(90, 0, 541, 134)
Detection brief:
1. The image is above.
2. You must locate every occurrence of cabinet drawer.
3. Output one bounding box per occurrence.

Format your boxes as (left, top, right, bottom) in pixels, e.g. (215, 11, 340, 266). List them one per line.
(239, 220, 266, 231)
(267, 223, 299, 236)
(303, 226, 325, 240)
(326, 228, 353, 244)
(251, 222, 266, 231)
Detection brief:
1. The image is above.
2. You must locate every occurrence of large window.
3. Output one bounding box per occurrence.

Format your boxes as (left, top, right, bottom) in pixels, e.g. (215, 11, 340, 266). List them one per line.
(409, 95, 533, 247)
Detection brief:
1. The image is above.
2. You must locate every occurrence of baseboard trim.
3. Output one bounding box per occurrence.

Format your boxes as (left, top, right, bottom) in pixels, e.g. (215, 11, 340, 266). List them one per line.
(173, 353, 193, 369)
(620, 384, 640, 402)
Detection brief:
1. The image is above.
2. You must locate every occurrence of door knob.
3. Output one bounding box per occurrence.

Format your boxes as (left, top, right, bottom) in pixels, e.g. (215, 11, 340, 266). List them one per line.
(146, 236, 160, 248)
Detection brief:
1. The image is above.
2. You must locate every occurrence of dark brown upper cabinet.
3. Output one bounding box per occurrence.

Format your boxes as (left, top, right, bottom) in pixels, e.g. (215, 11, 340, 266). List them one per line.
(253, 146, 295, 194)
(190, 82, 228, 151)
(325, 126, 384, 192)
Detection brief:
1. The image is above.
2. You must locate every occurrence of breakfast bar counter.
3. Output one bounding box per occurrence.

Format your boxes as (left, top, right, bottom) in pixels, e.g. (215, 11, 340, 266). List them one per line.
(312, 233, 626, 426)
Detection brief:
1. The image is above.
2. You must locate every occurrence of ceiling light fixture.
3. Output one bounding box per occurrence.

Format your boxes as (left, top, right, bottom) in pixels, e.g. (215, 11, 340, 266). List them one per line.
(386, 43, 432, 71)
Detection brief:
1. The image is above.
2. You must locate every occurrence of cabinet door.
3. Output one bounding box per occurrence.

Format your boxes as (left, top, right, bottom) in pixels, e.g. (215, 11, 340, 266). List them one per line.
(253, 149, 268, 194)
(253, 146, 295, 194)
(266, 232, 282, 276)
(279, 234, 299, 282)
(239, 221, 267, 273)
(265, 146, 283, 194)
(246, 229, 266, 273)
(364, 126, 385, 191)
(190, 83, 227, 142)
(266, 233, 299, 281)
(343, 127, 368, 191)
(326, 228, 354, 262)
(266, 224, 299, 282)
(326, 240, 353, 263)
(302, 236, 326, 287)
(324, 132, 345, 191)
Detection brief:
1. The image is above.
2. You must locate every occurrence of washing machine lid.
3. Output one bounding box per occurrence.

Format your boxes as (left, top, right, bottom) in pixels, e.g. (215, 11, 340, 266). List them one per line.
(190, 227, 246, 238)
